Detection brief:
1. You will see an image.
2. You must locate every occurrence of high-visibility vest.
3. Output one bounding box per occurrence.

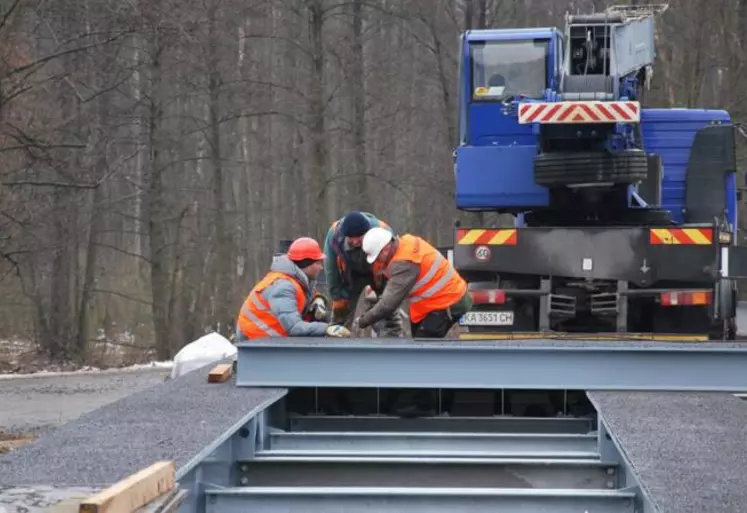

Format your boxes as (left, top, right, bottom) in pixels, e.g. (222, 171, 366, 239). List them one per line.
(237, 271, 306, 339)
(381, 234, 467, 324)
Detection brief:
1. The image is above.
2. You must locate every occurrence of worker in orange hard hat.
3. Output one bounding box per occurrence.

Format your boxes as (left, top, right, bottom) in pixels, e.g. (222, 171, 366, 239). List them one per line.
(236, 237, 351, 341)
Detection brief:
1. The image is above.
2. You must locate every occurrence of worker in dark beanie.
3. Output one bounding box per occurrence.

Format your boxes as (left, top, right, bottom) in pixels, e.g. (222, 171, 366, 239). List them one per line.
(323, 211, 404, 337)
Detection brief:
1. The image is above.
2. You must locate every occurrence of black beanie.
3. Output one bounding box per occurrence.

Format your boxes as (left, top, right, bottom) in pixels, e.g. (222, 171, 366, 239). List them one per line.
(340, 211, 370, 237)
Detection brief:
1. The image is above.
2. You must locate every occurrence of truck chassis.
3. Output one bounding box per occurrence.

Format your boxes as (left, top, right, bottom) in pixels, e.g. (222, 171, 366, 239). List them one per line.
(450, 220, 745, 340)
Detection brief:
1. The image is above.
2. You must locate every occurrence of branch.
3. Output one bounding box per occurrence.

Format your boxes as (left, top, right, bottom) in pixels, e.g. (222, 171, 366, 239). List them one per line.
(318, 171, 411, 199)
(0, 0, 22, 35)
(92, 288, 152, 306)
(6, 30, 133, 79)
(1, 180, 99, 188)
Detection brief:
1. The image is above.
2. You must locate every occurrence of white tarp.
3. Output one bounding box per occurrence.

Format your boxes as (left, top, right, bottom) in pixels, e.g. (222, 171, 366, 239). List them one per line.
(170, 332, 237, 379)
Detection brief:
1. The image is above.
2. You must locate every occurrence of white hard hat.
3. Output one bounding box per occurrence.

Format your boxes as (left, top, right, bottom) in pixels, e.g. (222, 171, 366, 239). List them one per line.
(362, 227, 393, 264)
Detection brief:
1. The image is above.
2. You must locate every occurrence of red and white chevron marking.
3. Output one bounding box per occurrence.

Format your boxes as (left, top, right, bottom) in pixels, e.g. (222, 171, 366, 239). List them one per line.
(517, 101, 641, 124)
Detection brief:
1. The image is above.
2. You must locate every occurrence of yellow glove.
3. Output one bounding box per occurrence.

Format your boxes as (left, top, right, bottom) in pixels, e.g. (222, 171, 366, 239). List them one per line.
(326, 324, 351, 338)
(308, 296, 329, 322)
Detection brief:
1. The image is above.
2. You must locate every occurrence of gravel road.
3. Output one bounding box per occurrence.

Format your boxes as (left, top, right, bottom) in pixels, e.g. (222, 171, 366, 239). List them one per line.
(0, 367, 170, 435)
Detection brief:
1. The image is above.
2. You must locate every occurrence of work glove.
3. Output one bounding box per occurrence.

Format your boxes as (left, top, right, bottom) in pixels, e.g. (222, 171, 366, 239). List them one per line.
(326, 324, 351, 338)
(332, 299, 350, 323)
(363, 286, 377, 300)
(308, 295, 330, 322)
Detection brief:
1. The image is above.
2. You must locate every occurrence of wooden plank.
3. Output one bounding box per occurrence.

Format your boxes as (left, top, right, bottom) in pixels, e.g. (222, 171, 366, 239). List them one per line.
(208, 363, 233, 383)
(79, 461, 175, 513)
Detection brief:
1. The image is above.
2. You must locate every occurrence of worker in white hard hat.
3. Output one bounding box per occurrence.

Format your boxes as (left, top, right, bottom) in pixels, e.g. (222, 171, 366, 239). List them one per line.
(353, 227, 472, 338)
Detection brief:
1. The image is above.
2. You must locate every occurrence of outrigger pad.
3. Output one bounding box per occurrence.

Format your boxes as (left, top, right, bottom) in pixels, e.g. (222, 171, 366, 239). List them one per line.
(684, 124, 735, 223)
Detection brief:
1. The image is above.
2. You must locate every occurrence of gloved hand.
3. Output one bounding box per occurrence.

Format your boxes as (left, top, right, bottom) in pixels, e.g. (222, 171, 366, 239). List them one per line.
(363, 286, 377, 300)
(326, 324, 351, 338)
(332, 299, 349, 323)
(308, 295, 329, 322)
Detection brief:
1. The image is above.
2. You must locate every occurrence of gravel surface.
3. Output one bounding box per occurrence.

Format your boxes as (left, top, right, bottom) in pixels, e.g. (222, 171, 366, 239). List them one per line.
(589, 391, 747, 513)
(0, 361, 285, 487)
(0, 367, 171, 435)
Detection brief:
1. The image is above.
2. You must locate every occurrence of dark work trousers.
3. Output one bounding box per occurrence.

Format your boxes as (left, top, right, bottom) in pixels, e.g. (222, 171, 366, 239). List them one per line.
(410, 308, 457, 338)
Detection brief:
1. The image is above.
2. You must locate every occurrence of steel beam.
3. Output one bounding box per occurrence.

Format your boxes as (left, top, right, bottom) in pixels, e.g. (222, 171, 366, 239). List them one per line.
(236, 339, 747, 391)
(286, 414, 593, 434)
(267, 431, 598, 457)
(239, 456, 617, 489)
(204, 487, 637, 513)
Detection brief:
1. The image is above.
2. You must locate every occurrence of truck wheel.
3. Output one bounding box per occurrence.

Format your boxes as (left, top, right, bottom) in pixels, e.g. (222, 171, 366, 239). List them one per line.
(534, 150, 649, 187)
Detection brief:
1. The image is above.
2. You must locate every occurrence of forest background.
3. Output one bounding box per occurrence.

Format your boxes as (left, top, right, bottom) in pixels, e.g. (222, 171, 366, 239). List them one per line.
(0, 0, 744, 367)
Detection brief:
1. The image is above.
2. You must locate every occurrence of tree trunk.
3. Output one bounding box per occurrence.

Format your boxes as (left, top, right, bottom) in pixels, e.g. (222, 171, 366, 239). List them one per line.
(207, 0, 231, 336)
(308, 0, 329, 238)
(350, 0, 369, 209)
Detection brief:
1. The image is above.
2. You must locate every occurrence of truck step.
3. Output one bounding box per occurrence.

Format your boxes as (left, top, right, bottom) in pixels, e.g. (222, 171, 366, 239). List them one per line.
(205, 486, 636, 512)
(240, 456, 618, 489)
(268, 431, 598, 455)
(287, 414, 593, 434)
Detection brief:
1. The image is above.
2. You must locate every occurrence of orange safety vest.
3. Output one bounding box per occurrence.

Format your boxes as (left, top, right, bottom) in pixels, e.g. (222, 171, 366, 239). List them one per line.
(237, 271, 307, 339)
(380, 234, 467, 324)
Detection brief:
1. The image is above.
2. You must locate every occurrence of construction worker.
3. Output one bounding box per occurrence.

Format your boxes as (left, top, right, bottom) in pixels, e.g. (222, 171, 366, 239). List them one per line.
(354, 227, 472, 338)
(324, 211, 404, 336)
(236, 237, 351, 341)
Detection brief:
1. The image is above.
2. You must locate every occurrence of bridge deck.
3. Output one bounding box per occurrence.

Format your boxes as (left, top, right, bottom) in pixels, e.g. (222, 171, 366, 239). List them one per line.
(0, 362, 286, 487)
(588, 391, 747, 513)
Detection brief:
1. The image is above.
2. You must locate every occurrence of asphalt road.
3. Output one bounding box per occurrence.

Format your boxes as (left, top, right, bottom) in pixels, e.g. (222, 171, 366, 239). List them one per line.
(1, 302, 746, 437)
(0, 367, 170, 435)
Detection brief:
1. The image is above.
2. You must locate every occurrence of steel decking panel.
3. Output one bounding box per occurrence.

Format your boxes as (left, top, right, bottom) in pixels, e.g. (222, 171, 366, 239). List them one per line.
(205, 487, 636, 513)
(287, 414, 592, 434)
(239, 456, 616, 489)
(236, 339, 747, 391)
(268, 431, 597, 456)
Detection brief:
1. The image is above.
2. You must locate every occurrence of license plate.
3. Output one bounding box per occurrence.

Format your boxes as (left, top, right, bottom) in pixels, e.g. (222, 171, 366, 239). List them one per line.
(459, 311, 514, 326)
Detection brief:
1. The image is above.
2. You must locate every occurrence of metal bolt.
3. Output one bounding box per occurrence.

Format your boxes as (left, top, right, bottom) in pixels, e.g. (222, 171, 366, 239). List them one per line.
(606, 480, 615, 489)
(240, 476, 249, 485)
(240, 464, 248, 472)
(606, 467, 616, 475)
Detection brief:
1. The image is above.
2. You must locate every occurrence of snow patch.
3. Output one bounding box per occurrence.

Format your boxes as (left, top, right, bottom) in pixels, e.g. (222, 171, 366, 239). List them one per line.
(0, 360, 174, 379)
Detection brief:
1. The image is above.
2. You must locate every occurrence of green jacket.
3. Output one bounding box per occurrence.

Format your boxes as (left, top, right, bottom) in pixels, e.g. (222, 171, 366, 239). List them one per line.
(323, 212, 394, 301)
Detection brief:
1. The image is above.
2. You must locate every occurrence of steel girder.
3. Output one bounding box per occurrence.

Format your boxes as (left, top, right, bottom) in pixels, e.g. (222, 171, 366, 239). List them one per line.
(235, 338, 747, 391)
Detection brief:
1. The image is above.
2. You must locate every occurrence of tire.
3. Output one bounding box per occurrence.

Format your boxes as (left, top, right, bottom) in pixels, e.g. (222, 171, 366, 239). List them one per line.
(534, 150, 649, 187)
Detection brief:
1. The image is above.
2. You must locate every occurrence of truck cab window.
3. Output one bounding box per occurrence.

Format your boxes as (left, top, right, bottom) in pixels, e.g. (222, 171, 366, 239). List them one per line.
(470, 40, 548, 100)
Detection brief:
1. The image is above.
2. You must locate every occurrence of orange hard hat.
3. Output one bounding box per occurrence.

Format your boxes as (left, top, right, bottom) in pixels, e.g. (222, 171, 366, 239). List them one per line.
(287, 237, 325, 261)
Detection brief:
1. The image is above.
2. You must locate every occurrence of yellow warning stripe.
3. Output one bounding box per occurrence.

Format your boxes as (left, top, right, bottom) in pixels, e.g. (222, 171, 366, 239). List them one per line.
(649, 228, 713, 245)
(456, 229, 518, 245)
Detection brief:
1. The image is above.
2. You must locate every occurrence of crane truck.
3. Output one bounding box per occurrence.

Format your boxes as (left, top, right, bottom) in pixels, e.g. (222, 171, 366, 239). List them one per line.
(451, 4, 747, 341)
